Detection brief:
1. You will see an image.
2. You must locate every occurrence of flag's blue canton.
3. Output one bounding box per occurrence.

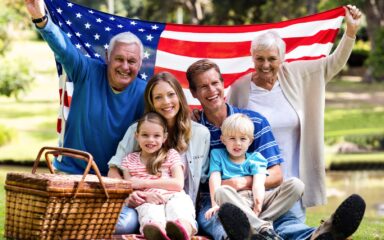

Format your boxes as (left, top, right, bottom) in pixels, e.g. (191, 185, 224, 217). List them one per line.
(44, 0, 166, 81)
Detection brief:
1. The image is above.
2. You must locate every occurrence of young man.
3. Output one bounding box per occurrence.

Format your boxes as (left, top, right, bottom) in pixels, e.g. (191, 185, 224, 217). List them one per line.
(186, 59, 365, 240)
(186, 59, 284, 240)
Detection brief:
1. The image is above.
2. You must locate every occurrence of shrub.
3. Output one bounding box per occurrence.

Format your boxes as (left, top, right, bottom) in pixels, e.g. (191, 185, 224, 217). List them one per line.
(0, 57, 34, 100)
(348, 40, 369, 67)
(325, 134, 384, 150)
(345, 134, 384, 150)
(0, 124, 15, 146)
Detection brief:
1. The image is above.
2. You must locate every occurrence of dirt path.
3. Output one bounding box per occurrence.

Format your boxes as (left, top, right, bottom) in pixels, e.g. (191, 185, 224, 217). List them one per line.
(325, 79, 384, 108)
(326, 91, 384, 108)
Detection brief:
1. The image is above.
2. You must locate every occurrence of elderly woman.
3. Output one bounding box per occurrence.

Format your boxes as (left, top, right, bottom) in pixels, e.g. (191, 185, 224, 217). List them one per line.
(226, 5, 365, 240)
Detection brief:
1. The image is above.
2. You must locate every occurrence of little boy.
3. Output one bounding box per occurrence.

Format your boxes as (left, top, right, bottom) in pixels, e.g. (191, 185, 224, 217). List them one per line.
(205, 113, 305, 240)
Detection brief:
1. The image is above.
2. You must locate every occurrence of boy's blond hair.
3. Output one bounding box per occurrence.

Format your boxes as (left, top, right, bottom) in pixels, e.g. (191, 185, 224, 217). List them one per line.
(221, 113, 254, 140)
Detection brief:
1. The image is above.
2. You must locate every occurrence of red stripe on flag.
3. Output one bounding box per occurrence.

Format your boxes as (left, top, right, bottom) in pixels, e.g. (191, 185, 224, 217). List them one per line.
(59, 88, 63, 105)
(164, 7, 345, 33)
(285, 55, 326, 62)
(59, 88, 71, 107)
(57, 118, 62, 134)
(157, 39, 251, 58)
(157, 29, 340, 59)
(284, 29, 339, 53)
(64, 91, 71, 107)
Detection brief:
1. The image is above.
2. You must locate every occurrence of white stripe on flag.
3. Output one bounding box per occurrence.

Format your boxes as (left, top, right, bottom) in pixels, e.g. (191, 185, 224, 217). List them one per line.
(156, 51, 253, 73)
(155, 42, 333, 73)
(161, 17, 344, 42)
(285, 43, 334, 59)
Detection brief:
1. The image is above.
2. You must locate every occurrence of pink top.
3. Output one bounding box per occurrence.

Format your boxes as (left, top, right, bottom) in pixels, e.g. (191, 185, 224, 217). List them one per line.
(121, 148, 184, 195)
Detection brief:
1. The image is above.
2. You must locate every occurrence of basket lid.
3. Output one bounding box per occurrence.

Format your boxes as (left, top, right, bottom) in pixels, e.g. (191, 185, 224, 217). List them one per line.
(5, 172, 132, 197)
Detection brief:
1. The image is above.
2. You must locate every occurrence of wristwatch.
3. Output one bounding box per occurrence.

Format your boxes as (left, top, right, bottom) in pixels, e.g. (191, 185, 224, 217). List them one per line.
(32, 15, 48, 24)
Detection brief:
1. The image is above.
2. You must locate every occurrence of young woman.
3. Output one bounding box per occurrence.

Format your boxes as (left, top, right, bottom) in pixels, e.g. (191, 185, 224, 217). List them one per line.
(108, 72, 210, 235)
(121, 112, 196, 240)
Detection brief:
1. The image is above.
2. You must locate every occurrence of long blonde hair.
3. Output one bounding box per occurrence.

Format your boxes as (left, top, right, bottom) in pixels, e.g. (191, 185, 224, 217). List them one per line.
(136, 112, 169, 175)
(144, 72, 191, 153)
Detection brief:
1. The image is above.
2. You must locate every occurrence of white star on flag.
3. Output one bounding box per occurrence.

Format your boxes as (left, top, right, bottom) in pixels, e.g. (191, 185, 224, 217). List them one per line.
(144, 51, 150, 59)
(146, 34, 153, 41)
(140, 73, 148, 80)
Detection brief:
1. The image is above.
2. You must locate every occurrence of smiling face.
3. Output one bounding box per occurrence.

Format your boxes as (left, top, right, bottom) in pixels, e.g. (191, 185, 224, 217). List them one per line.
(221, 133, 252, 162)
(190, 68, 226, 114)
(151, 81, 180, 127)
(251, 47, 282, 89)
(107, 42, 141, 91)
(135, 121, 167, 158)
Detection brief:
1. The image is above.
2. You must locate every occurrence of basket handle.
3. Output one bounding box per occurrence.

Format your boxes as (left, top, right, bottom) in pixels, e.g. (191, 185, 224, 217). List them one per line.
(32, 146, 110, 199)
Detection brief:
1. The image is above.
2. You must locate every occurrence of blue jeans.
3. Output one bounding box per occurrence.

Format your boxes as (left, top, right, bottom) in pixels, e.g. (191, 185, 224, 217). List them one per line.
(292, 200, 307, 223)
(115, 206, 140, 234)
(273, 202, 316, 240)
(197, 193, 227, 240)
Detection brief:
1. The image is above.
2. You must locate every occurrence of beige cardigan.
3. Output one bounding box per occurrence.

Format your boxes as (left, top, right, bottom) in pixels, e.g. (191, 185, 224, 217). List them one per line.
(227, 33, 355, 207)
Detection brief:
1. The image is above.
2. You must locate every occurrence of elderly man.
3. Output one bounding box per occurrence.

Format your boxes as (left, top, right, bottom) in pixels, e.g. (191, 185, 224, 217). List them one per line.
(25, 0, 146, 176)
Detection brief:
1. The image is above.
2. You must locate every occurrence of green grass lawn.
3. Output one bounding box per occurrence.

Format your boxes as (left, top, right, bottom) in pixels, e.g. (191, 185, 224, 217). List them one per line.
(306, 211, 384, 239)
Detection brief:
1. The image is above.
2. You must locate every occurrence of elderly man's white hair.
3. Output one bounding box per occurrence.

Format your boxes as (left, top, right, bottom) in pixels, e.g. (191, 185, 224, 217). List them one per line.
(107, 32, 144, 65)
(250, 31, 286, 61)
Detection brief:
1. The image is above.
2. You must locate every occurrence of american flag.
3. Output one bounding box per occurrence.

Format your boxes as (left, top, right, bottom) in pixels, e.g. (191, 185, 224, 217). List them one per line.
(43, 0, 345, 143)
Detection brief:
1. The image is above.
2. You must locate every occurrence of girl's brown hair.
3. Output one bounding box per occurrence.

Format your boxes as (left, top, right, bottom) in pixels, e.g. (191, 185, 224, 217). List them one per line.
(144, 72, 191, 153)
(136, 112, 168, 175)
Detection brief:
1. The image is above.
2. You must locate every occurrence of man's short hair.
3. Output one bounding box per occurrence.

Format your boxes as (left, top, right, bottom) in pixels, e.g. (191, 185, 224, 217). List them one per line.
(221, 113, 254, 140)
(186, 59, 223, 91)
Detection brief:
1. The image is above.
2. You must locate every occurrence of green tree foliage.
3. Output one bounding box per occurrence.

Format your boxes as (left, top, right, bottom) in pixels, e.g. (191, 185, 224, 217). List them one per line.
(366, 27, 384, 82)
(319, 0, 384, 82)
(0, 124, 14, 147)
(0, 8, 11, 55)
(206, 0, 309, 25)
(0, 0, 35, 99)
(0, 57, 34, 100)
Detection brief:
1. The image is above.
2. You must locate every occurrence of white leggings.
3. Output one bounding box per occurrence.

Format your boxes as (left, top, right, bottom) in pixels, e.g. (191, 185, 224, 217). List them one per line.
(136, 191, 197, 235)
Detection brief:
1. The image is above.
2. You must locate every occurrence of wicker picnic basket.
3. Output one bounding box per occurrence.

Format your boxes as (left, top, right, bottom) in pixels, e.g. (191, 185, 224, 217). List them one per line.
(4, 146, 132, 240)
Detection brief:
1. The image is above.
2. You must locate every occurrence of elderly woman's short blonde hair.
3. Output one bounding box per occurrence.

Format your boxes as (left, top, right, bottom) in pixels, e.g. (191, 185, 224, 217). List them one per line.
(250, 31, 286, 61)
(221, 113, 254, 140)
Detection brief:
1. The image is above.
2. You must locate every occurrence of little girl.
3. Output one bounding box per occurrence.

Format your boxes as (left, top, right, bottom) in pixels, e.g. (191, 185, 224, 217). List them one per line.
(121, 112, 197, 240)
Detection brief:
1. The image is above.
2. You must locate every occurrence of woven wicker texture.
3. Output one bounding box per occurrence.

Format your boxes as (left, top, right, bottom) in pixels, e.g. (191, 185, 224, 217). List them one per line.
(5, 146, 132, 240)
(6, 173, 132, 197)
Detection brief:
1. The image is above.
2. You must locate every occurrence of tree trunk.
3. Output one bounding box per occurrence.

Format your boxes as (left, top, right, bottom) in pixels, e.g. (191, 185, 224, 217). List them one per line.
(306, 0, 320, 14)
(362, 0, 384, 82)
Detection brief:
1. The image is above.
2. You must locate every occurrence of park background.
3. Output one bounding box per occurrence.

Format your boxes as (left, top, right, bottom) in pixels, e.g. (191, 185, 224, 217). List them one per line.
(0, 0, 383, 239)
